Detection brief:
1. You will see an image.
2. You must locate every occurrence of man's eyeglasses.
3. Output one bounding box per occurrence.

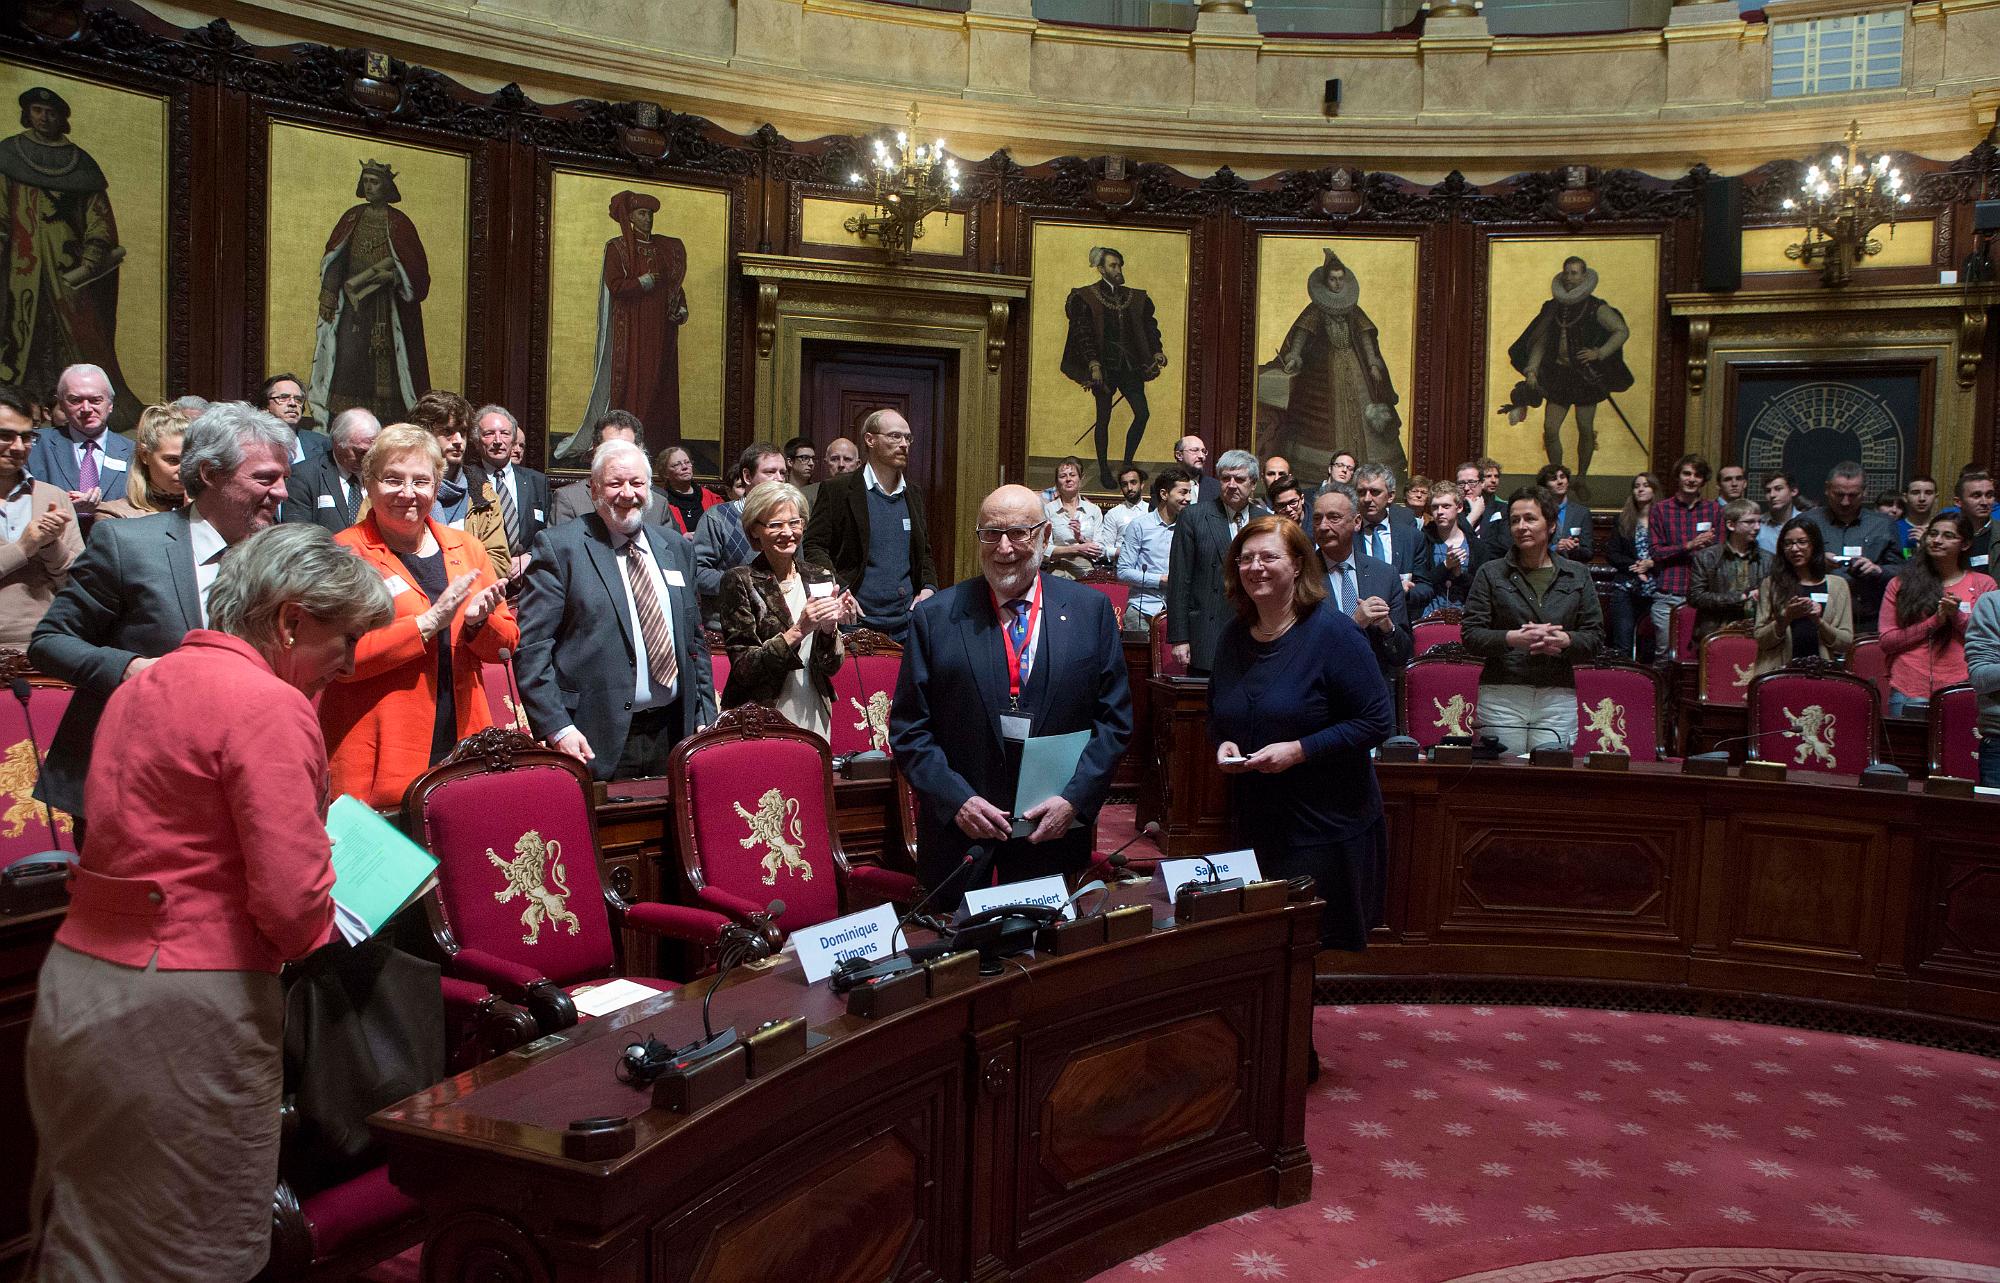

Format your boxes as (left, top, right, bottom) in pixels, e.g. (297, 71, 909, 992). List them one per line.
(268, 393, 305, 405)
(975, 520, 1048, 546)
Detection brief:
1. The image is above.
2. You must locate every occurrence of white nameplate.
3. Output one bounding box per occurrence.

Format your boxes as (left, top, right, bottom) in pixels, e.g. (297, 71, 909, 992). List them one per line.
(663, 568, 686, 587)
(902, 517, 912, 531)
(101, 455, 128, 472)
(316, 493, 336, 509)
(382, 574, 412, 597)
(1156, 850, 1264, 901)
(961, 873, 1074, 923)
(807, 580, 836, 599)
(1809, 591, 1829, 606)
(1695, 521, 1711, 533)
(795, 902, 899, 984)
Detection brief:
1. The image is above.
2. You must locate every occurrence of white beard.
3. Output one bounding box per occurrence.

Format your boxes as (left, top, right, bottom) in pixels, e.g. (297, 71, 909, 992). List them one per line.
(984, 553, 1043, 601)
(598, 503, 645, 538)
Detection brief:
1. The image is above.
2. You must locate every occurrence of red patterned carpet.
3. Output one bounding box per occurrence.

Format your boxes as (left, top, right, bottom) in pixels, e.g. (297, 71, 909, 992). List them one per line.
(1084, 1003, 2000, 1283)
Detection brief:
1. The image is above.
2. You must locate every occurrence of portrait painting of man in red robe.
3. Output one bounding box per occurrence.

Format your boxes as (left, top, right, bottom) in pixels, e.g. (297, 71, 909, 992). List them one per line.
(559, 189, 686, 463)
(308, 158, 431, 424)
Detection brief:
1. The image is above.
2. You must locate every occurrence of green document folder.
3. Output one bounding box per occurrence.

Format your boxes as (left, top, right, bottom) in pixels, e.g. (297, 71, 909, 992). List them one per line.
(327, 794, 440, 945)
(1010, 729, 1092, 839)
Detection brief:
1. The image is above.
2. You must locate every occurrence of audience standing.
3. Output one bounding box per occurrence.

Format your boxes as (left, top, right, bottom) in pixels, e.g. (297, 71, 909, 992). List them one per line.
(553, 411, 671, 526)
(802, 410, 937, 640)
(1803, 460, 1902, 632)
(257, 372, 330, 463)
(1403, 476, 1431, 517)
(473, 403, 551, 579)
(716, 480, 857, 739)
(1876, 512, 1995, 716)
(319, 425, 517, 807)
(92, 403, 190, 520)
(1954, 469, 1994, 567)
(280, 406, 378, 533)
(1269, 476, 1308, 528)
(1044, 455, 1106, 577)
(1099, 464, 1150, 562)
(28, 363, 133, 515)
(1353, 462, 1418, 581)
(1645, 453, 1723, 645)
(822, 436, 861, 477)
(695, 442, 789, 626)
(1687, 498, 1767, 641)
(1462, 486, 1605, 753)
(1758, 471, 1808, 555)
(1716, 464, 1750, 504)
(1752, 517, 1854, 675)
(1965, 577, 2000, 785)
(655, 441, 722, 535)
(0, 386, 81, 643)
(516, 439, 713, 779)
(24, 523, 390, 1283)
(410, 390, 509, 581)
(1410, 489, 1480, 618)
(1168, 448, 1263, 674)
(1311, 485, 1411, 722)
(31, 402, 294, 836)
(1538, 463, 1594, 563)
(1116, 465, 1190, 631)
(1174, 434, 1217, 503)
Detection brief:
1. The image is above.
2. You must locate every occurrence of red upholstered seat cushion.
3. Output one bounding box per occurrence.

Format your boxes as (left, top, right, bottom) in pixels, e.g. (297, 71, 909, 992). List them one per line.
(302, 1165, 418, 1259)
(827, 652, 901, 756)
(1150, 612, 1186, 678)
(1931, 684, 1979, 779)
(1698, 632, 1759, 707)
(1572, 665, 1662, 762)
(0, 684, 77, 860)
(1668, 603, 1698, 661)
(1401, 660, 1481, 749)
(1411, 619, 1461, 654)
(710, 653, 730, 702)
(1748, 673, 1878, 775)
(480, 661, 530, 732)
(1847, 637, 1891, 703)
(681, 735, 843, 932)
(420, 764, 615, 986)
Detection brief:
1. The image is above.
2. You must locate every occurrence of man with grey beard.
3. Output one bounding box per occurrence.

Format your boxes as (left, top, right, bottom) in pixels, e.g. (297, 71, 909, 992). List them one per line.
(891, 484, 1131, 890)
(514, 438, 713, 780)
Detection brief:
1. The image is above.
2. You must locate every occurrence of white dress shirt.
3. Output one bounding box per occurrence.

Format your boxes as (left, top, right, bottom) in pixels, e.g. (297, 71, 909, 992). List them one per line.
(189, 512, 229, 627)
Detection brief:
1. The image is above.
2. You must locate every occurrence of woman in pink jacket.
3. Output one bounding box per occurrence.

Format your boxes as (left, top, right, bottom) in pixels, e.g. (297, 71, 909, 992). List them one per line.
(1877, 512, 1996, 717)
(25, 523, 392, 1282)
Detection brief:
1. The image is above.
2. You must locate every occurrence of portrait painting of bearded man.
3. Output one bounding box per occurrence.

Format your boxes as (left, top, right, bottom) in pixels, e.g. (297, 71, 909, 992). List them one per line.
(309, 158, 433, 425)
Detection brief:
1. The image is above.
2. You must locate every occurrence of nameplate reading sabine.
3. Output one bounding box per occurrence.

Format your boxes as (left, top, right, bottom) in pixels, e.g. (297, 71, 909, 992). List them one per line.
(1156, 851, 1264, 901)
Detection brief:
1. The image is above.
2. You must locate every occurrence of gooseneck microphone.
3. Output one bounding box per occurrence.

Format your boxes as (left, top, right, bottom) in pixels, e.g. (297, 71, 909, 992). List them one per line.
(892, 845, 993, 950)
(619, 898, 783, 1085)
(1097, 821, 1161, 882)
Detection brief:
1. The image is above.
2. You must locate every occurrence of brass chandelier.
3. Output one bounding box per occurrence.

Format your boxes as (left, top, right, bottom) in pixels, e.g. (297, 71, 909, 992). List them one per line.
(1782, 120, 1911, 288)
(845, 104, 961, 262)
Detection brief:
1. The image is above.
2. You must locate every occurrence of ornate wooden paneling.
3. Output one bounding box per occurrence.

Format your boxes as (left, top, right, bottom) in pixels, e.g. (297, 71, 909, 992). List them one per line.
(1918, 840, 2000, 984)
(1714, 814, 1886, 966)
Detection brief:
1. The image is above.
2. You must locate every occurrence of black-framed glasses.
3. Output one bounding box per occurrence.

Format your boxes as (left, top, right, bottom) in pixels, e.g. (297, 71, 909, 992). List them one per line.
(975, 520, 1048, 546)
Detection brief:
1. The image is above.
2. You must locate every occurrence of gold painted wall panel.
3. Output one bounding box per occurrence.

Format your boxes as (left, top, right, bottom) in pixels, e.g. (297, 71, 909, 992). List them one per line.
(264, 122, 467, 420)
(800, 197, 964, 256)
(0, 61, 167, 406)
(1741, 222, 1935, 274)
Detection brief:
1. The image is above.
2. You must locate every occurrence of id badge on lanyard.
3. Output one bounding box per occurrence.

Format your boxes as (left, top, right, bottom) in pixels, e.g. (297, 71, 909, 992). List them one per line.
(995, 582, 1041, 728)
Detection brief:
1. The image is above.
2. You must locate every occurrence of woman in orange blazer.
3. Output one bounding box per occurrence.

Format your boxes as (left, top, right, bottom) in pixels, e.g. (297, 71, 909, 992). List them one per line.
(321, 423, 520, 807)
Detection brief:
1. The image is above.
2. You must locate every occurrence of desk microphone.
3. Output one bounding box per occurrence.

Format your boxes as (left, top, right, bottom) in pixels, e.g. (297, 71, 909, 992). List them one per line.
(1194, 850, 1245, 895)
(1097, 821, 1161, 883)
(1688, 725, 1795, 764)
(618, 898, 783, 1086)
(891, 845, 993, 951)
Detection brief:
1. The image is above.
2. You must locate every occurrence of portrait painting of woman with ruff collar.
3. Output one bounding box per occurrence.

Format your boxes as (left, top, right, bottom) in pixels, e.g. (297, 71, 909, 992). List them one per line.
(1484, 235, 1659, 504)
(264, 124, 467, 427)
(1252, 235, 1418, 481)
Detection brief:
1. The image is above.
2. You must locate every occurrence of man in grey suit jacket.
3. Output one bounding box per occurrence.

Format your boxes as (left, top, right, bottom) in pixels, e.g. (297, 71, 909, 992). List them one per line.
(27, 364, 135, 507)
(514, 440, 714, 781)
(282, 407, 379, 533)
(1314, 483, 1413, 724)
(29, 403, 296, 827)
(1353, 463, 1422, 579)
(1166, 449, 1264, 674)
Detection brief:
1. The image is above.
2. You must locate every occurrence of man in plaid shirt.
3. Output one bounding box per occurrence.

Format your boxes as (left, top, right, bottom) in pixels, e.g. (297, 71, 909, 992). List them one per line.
(1645, 453, 1723, 647)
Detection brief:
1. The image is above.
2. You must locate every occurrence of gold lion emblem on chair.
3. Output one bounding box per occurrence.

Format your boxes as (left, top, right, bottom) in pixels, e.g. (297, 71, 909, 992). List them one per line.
(489, 829, 581, 945)
(1732, 663, 1754, 690)
(1, 740, 73, 839)
(1432, 693, 1474, 738)
(1582, 698, 1628, 754)
(735, 787, 813, 886)
(1781, 703, 1837, 768)
(848, 690, 891, 751)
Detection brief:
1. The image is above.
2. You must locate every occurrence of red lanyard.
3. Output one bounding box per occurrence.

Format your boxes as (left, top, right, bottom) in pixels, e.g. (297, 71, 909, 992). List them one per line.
(993, 579, 1042, 704)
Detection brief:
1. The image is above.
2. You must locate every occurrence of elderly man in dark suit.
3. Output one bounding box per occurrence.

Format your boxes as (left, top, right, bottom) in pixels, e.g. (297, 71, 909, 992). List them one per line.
(802, 408, 938, 641)
(1313, 483, 1413, 724)
(472, 403, 552, 579)
(282, 406, 379, 533)
(515, 439, 714, 780)
(891, 483, 1131, 891)
(1352, 463, 1422, 580)
(1166, 448, 1265, 674)
(28, 364, 136, 513)
(29, 402, 295, 833)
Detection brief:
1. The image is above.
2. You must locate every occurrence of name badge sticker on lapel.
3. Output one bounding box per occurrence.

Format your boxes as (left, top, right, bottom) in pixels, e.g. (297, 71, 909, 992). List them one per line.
(664, 569, 687, 587)
(382, 574, 413, 597)
(903, 518, 912, 532)
(102, 456, 129, 472)
(1000, 715, 1031, 742)
(532, 508, 544, 522)
(316, 494, 336, 509)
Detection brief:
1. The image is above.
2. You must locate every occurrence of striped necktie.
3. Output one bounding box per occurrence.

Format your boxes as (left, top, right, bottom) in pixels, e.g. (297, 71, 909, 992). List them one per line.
(495, 470, 521, 549)
(623, 540, 679, 692)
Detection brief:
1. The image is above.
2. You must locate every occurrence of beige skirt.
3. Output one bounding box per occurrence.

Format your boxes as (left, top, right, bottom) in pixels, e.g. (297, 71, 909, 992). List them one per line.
(26, 943, 284, 1283)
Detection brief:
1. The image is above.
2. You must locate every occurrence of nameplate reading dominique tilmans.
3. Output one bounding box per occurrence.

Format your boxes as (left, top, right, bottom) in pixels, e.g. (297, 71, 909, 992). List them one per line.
(794, 903, 900, 984)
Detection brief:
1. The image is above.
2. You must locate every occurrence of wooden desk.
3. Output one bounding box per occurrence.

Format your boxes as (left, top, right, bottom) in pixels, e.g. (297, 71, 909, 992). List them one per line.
(373, 885, 1318, 1283)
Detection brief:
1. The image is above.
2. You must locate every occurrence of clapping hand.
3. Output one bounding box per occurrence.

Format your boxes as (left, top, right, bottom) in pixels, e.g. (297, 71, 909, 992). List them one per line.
(419, 571, 482, 641)
(461, 581, 505, 631)
(19, 502, 70, 551)
(1354, 596, 1392, 632)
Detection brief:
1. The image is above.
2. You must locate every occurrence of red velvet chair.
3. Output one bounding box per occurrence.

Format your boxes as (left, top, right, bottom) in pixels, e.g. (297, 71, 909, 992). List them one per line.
(1846, 636, 1892, 707)
(705, 628, 730, 710)
(826, 627, 902, 757)
(1665, 602, 1699, 662)
(1928, 683, 1980, 780)
(479, 660, 531, 734)
(264, 977, 537, 1281)
(1573, 659, 1669, 761)
(1399, 643, 1482, 749)
(1078, 569, 1130, 619)
(404, 729, 732, 1033)
(0, 652, 76, 863)
(668, 705, 918, 936)
(1149, 610, 1187, 678)
(1745, 659, 1881, 776)
(1697, 628, 1759, 708)
(1411, 606, 1463, 656)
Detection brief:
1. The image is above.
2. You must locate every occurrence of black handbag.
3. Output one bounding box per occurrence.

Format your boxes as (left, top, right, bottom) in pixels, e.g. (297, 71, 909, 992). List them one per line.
(280, 933, 445, 1190)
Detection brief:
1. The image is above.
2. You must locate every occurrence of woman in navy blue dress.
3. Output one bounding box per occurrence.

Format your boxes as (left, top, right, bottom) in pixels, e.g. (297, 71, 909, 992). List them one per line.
(1208, 515, 1395, 953)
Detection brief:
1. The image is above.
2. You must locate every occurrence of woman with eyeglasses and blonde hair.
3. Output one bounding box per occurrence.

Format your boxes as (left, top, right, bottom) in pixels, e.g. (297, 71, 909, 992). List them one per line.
(94, 403, 192, 519)
(716, 479, 858, 739)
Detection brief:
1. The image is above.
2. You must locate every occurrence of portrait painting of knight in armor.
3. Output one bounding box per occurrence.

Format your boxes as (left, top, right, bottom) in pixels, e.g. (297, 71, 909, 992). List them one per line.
(0, 65, 169, 427)
(1251, 235, 1418, 483)
(1484, 235, 1660, 506)
(1026, 221, 1189, 492)
(263, 122, 468, 429)
(545, 171, 729, 474)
